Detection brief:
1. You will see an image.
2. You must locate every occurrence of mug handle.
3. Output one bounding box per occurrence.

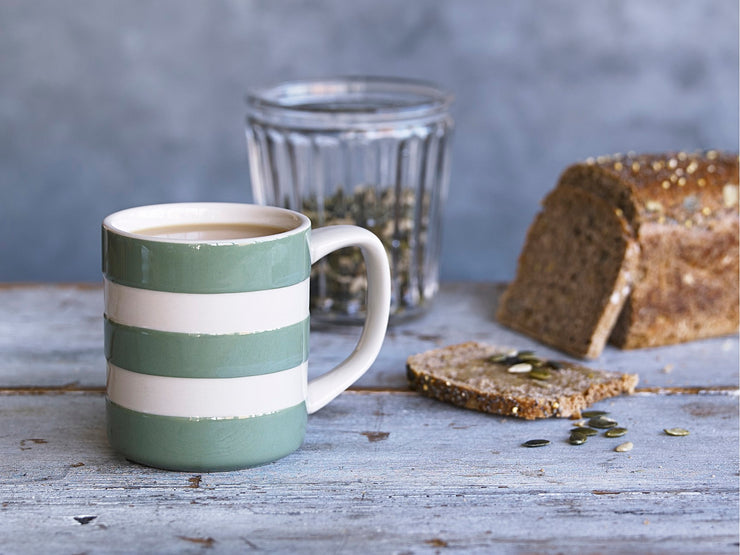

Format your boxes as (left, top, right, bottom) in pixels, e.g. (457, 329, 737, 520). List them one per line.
(306, 225, 391, 414)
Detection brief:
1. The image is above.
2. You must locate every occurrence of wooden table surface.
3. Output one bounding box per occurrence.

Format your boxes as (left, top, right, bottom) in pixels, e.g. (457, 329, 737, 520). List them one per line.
(1, 283, 738, 554)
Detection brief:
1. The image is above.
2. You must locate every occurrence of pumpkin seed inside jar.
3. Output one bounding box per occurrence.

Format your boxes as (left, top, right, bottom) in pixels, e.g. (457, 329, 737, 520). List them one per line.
(302, 185, 436, 323)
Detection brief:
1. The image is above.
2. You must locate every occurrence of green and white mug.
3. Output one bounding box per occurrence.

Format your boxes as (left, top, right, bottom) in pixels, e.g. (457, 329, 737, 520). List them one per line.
(102, 202, 391, 471)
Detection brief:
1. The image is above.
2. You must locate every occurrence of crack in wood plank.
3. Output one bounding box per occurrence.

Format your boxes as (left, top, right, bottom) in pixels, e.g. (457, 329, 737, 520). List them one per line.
(177, 536, 215, 548)
(0, 385, 737, 396)
(633, 386, 740, 396)
(0, 282, 101, 290)
(0, 385, 108, 395)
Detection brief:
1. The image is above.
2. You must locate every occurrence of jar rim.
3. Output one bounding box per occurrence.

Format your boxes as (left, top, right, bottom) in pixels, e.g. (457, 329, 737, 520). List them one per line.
(245, 76, 453, 128)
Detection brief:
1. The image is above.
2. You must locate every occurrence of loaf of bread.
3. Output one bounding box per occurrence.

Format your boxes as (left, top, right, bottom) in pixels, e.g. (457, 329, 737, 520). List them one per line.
(497, 151, 739, 358)
(406, 342, 638, 420)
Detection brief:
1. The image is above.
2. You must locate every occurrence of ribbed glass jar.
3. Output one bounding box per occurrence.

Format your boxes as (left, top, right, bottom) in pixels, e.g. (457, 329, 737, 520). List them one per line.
(245, 77, 454, 324)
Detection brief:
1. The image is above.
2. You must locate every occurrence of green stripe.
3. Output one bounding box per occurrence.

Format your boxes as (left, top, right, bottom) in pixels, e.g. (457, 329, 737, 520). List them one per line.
(105, 317, 309, 378)
(102, 227, 310, 293)
(106, 400, 306, 471)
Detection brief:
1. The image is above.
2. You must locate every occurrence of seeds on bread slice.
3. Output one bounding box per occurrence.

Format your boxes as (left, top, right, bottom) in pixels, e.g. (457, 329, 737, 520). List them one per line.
(406, 342, 638, 420)
(496, 185, 640, 359)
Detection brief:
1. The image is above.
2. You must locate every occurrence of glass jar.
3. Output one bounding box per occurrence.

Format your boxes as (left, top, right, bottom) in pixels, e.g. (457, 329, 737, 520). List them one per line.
(245, 76, 454, 324)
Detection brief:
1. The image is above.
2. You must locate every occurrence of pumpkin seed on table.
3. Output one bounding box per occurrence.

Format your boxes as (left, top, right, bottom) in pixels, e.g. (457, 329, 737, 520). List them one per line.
(522, 439, 550, 448)
(588, 416, 618, 429)
(570, 427, 598, 437)
(581, 410, 608, 418)
(664, 428, 690, 437)
(615, 442, 633, 452)
(569, 433, 588, 445)
(604, 427, 628, 438)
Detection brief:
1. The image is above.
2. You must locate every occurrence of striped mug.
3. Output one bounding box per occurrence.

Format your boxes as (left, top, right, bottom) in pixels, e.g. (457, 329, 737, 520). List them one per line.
(102, 202, 391, 471)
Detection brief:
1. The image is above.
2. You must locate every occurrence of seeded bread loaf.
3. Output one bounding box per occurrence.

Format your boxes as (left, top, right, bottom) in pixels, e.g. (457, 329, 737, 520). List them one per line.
(406, 342, 638, 420)
(498, 151, 739, 357)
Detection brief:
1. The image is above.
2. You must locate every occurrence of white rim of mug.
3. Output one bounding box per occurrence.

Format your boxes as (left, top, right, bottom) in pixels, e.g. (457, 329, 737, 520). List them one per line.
(102, 202, 311, 245)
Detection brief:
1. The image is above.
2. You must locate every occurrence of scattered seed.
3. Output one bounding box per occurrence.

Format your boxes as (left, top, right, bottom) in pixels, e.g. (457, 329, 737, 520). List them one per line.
(589, 416, 618, 429)
(570, 427, 598, 437)
(664, 428, 690, 437)
(569, 433, 587, 445)
(522, 439, 550, 448)
(605, 427, 628, 438)
(521, 355, 545, 365)
(508, 363, 533, 373)
(529, 368, 552, 380)
(615, 442, 633, 452)
(491, 350, 567, 375)
(581, 410, 608, 418)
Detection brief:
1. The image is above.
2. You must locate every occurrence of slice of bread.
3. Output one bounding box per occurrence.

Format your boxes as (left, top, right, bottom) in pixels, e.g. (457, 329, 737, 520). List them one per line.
(496, 185, 640, 359)
(406, 342, 638, 420)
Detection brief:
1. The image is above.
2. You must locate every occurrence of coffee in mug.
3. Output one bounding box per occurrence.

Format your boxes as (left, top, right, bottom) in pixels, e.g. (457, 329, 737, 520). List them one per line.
(135, 222, 288, 240)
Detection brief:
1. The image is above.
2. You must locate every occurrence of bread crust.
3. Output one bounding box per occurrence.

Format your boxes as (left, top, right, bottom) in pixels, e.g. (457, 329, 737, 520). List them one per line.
(558, 152, 738, 232)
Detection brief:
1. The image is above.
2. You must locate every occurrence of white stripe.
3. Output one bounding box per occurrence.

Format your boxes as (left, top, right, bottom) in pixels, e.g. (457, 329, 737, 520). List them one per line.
(104, 278, 309, 334)
(106, 362, 308, 418)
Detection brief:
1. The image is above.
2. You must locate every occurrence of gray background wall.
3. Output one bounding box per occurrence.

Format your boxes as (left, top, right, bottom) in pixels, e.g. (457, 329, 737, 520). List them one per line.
(2, 0, 738, 283)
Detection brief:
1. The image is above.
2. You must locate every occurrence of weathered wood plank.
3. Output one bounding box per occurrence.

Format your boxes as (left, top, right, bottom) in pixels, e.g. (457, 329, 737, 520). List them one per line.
(1, 391, 737, 554)
(0, 283, 737, 390)
(0, 284, 103, 387)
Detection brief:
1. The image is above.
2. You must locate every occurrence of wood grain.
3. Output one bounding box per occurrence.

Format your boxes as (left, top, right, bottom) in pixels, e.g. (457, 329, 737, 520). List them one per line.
(1, 283, 737, 553)
(1, 391, 738, 554)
